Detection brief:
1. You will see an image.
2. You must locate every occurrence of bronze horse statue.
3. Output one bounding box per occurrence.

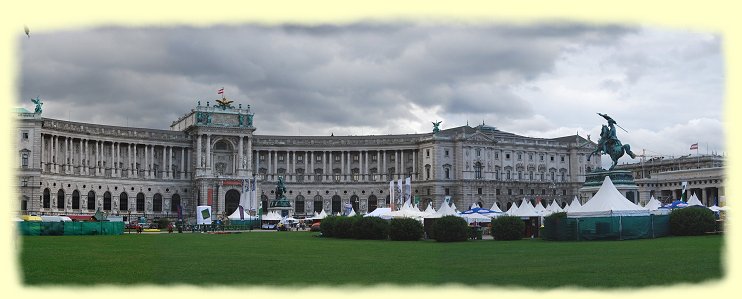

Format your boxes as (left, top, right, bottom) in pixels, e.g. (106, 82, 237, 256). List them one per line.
(587, 114, 636, 170)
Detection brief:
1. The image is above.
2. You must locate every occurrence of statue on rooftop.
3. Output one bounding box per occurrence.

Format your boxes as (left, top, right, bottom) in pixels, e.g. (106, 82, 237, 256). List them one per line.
(588, 113, 637, 170)
(432, 120, 442, 134)
(31, 96, 43, 114)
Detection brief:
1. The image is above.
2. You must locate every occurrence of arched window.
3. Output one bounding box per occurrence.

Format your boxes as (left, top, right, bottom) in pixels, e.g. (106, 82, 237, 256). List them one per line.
(474, 162, 483, 179)
(295, 195, 305, 215)
(170, 194, 180, 212)
(87, 191, 96, 210)
(350, 195, 359, 213)
(136, 193, 145, 212)
(445, 168, 450, 179)
(57, 189, 65, 209)
(225, 190, 240, 216)
(153, 193, 162, 212)
(72, 190, 80, 210)
(313, 195, 323, 213)
(120, 192, 129, 211)
(103, 191, 112, 211)
(331, 195, 342, 214)
(367, 195, 378, 212)
(43, 188, 50, 208)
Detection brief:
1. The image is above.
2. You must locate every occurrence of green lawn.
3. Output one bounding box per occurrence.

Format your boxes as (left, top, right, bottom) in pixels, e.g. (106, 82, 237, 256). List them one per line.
(20, 232, 723, 287)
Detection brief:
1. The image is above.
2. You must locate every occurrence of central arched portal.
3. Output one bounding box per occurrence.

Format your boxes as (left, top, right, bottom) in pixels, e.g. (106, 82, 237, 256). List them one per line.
(225, 189, 240, 216)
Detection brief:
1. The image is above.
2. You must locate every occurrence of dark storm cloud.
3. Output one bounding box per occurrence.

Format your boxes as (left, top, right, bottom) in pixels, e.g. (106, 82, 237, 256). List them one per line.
(20, 22, 635, 132)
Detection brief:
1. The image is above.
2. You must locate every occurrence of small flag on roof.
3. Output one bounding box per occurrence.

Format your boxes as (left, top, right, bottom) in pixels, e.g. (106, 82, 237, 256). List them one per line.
(690, 143, 698, 150)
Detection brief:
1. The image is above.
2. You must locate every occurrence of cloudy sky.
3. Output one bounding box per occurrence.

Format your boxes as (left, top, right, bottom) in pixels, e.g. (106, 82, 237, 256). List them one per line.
(17, 22, 724, 168)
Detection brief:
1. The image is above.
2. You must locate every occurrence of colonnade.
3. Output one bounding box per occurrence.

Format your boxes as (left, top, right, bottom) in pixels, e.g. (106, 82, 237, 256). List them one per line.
(40, 133, 190, 179)
(252, 149, 418, 182)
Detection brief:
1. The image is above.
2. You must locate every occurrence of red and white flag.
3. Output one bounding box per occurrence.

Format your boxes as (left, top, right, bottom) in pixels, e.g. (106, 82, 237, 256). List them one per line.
(217, 88, 224, 95)
(690, 143, 699, 150)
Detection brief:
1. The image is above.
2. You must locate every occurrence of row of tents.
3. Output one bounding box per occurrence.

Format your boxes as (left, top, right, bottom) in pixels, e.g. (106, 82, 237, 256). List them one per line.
(224, 176, 727, 226)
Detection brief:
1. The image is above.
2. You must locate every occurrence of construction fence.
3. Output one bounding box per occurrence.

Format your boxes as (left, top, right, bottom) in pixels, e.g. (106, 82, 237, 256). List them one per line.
(542, 214, 670, 241)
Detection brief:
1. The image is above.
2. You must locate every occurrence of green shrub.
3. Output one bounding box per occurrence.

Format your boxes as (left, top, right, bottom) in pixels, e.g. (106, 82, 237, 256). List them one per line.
(320, 216, 338, 237)
(352, 216, 389, 240)
(432, 216, 469, 242)
(492, 216, 525, 241)
(389, 218, 424, 241)
(157, 218, 170, 230)
(669, 207, 716, 236)
(542, 212, 567, 241)
(334, 216, 358, 238)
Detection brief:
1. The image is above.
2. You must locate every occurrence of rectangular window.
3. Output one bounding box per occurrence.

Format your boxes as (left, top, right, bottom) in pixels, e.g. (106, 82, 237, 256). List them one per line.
(476, 149, 481, 157)
(22, 131, 29, 140)
(505, 153, 510, 159)
(519, 189, 524, 195)
(353, 155, 359, 161)
(298, 155, 303, 162)
(518, 153, 522, 160)
(316, 155, 322, 162)
(495, 152, 499, 159)
(540, 155, 544, 161)
(444, 150, 449, 157)
(477, 188, 483, 195)
(260, 155, 265, 161)
(496, 189, 500, 195)
(21, 153, 29, 168)
(550, 156, 555, 162)
(530, 189, 534, 195)
(560, 156, 565, 162)
(371, 155, 377, 162)
(507, 189, 512, 195)
(279, 156, 284, 161)
(426, 149, 430, 157)
(445, 188, 450, 195)
(334, 155, 340, 162)
(541, 189, 546, 195)
(529, 154, 533, 161)
(563, 189, 567, 196)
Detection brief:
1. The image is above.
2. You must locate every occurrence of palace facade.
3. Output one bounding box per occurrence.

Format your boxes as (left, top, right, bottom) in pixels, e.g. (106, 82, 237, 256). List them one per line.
(15, 100, 602, 222)
(614, 155, 725, 206)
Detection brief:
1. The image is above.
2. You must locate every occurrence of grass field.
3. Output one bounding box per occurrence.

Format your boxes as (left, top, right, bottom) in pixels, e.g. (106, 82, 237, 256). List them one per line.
(19, 232, 723, 288)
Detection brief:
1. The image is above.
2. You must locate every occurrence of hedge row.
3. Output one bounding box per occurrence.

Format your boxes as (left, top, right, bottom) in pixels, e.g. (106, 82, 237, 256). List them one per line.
(320, 216, 423, 240)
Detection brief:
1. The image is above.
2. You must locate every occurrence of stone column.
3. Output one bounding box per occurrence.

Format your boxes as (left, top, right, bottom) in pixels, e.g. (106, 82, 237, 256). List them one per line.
(246, 136, 252, 173)
(401, 150, 405, 178)
(395, 150, 399, 179)
(134, 144, 138, 177)
(255, 150, 260, 177)
(111, 141, 116, 176)
(145, 144, 150, 178)
(196, 134, 202, 168)
(364, 150, 369, 181)
(382, 150, 387, 181)
(309, 151, 313, 181)
(267, 150, 272, 178)
(206, 134, 211, 170)
(238, 135, 244, 170)
(94, 140, 99, 175)
(329, 151, 333, 181)
(413, 150, 417, 180)
(162, 145, 166, 179)
(180, 147, 185, 179)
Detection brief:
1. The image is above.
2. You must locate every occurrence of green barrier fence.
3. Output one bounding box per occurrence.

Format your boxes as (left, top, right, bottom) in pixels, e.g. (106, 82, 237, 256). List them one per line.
(18, 222, 124, 236)
(543, 214, 670, 241)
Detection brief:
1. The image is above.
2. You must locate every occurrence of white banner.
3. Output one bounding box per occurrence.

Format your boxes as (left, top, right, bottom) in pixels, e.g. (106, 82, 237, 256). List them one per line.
(389, 181, 395, 210)
(197, 205, 213, 224)
(405, 177, 412, 203)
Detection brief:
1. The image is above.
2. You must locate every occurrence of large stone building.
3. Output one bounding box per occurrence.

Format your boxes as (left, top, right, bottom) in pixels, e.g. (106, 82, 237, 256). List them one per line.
(15, 99, 602, 222)
(614, 155, 725, 206)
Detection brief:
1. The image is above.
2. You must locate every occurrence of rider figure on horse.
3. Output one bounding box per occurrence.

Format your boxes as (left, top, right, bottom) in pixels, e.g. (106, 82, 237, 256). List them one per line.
(589, 113, 636, 170)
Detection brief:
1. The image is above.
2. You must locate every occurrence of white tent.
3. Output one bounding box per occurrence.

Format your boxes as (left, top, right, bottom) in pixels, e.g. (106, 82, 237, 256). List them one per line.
(687, 193, 704, 207)
(546, 199, 564, 214)
(568, 177, 649, 217)
(709, 205, 727, 212)
(227, 205, 259, 220)
(347, 208, 357, 217)
(534, 201, 548, 214)
(427, 201, 459, 218)
(459, 212, 492, 222)
(643, 196, 663, 211)
(489, 202, 503, 213)
(564, 196, 582, 212)
(506, 201, 518, 215)
(365, 208, 392, 219)
(508, 198, 541, 217)
(261, 211, 283, 221)
(423, 203, 437, 216)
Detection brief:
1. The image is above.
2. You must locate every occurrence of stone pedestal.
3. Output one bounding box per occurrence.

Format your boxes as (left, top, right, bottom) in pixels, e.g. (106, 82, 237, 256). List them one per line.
(579, 170, 640, 204)
(269, 197, 292, 217)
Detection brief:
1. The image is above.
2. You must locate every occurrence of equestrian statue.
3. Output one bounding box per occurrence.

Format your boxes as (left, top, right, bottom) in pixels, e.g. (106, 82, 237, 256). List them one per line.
(587, 113, 636, 170)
